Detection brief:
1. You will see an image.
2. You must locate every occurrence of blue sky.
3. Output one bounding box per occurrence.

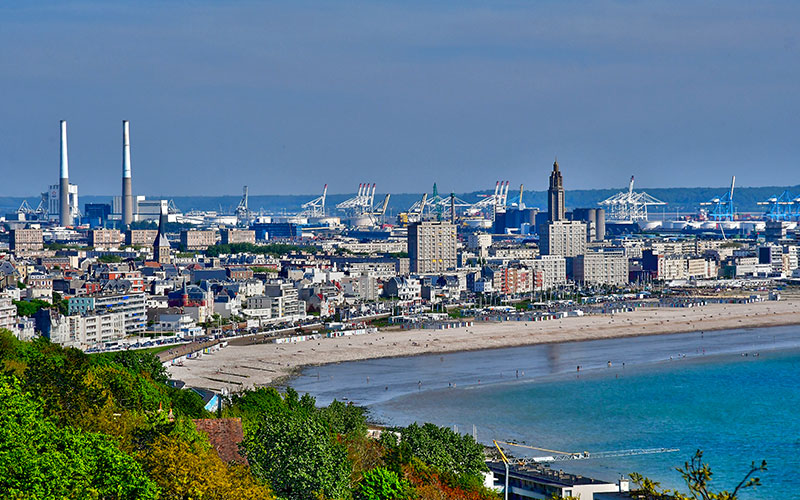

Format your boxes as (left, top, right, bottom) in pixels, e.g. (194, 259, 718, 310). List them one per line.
(1, 1, 798, 196)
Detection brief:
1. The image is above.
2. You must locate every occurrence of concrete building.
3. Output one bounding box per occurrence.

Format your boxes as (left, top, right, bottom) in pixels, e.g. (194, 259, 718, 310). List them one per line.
(247, 283, 305, 321)
(0, 296, 16, 333)
(573, 251, 629, 286)
(68, 292, 146, 334)
(572, 207, 606, 242)
(10, 228, 44, 252)
(482, 265, 537, 295)
(221, 228, 256, 245)
(486, 461, 629, 500)
(408, 221, 457, 273)
(383, 276, 421, 301)
(181, 230, 217, 251)
(467, 233, 492, 258)
(529, 255, 567, 290)
(127, 229, 158, 247)
(71, 312, 126, 346)
(547, 159, 566, 222)
(539, 220, 587, 257)
(89, 229, 123, 248)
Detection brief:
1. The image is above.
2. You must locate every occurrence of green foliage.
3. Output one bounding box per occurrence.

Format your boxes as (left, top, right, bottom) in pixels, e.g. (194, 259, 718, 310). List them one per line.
(91, 349, 169, 385)
(318, 399, 369, 437)
(356, 467, 411, 500)
(399, 422, 487, 481)
(250, 266, 279, 273)
(0, 375, 159, 499)
(630, 450, 767, 499)
(12, 298, 51, 317)
(51, 291, 69, 315)
(98, 254, 124, 263)
(205, 242, 319, 257)
(242, 390, 352, 500)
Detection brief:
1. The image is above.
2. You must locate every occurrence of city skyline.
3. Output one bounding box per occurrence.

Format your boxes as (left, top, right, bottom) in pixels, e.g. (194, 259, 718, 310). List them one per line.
(2, 1, 799, 196)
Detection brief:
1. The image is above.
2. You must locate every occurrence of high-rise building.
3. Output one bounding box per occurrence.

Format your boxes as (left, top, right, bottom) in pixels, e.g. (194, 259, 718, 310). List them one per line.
(547, 159, 565, 222)
(408, 221, 457, 273)
(540, 220, 587, 257)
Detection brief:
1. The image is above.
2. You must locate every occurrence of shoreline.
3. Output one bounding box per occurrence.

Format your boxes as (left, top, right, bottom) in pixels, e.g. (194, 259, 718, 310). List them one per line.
(167, 298, 800, 392)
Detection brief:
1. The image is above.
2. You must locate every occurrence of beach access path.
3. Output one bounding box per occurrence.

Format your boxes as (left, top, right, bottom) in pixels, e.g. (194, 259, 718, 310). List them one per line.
(167, 298, 800, 392)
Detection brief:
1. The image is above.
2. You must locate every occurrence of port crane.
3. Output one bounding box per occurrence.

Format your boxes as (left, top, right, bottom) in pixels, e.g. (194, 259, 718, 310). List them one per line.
(301, 184, 328, 217)
(599, 176, 665, 223)
(700, 175, 736, 221)
(494, 440, 679, 464)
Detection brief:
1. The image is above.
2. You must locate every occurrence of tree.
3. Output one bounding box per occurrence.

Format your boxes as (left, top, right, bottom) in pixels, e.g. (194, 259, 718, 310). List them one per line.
(0, 375, 159, 500)
(318, 399, 368, 437)
(630, 450, 767, 500)
(356, 467, 410, 500)
(242, 401, 352, 500)
(140, 435, 272, 500)
(399, 423, 487, 481)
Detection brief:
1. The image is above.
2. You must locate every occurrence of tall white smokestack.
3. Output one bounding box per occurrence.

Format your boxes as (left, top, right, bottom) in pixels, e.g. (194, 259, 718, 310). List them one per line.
(59, 120, 72, 227)
(122, 120, 133, 227)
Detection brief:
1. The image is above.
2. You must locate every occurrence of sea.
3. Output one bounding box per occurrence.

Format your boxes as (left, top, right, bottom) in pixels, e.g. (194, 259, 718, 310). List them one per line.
(287, 325, 800, 498)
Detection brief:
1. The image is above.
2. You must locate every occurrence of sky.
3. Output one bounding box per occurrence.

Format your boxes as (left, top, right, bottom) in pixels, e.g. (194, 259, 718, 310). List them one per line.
(1, 1, 799, 196)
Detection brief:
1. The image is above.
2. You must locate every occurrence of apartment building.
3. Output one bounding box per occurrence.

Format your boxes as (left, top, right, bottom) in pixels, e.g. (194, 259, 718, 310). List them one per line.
(408, 221, 457, 273)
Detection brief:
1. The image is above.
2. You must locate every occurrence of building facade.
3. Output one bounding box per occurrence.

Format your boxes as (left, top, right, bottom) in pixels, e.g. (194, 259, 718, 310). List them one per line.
(221, 228, 256, 245)
(10, 228, 44, 252)
(180, 230, 217, 251)
(408, 221, 457, 273)
(573, 251, 629, 286)
(539, 220, 587, 257)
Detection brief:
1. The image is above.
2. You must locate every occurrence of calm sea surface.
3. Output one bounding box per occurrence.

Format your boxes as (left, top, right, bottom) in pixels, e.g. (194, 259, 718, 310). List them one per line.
(288, 326, 800, 498)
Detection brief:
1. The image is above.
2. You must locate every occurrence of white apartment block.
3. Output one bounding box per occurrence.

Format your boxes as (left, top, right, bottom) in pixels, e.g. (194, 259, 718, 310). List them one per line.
(529, 255, 567, 290)
(540, 220, 587, 257)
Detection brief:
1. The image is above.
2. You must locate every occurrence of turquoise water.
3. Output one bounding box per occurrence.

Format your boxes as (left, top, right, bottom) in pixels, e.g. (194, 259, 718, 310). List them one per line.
(289, 326, 800, 497)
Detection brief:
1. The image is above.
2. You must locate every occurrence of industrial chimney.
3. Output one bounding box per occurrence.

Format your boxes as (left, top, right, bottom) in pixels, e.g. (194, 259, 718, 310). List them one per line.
(122, 120, 133, 227)
(59, 120, 72, 227)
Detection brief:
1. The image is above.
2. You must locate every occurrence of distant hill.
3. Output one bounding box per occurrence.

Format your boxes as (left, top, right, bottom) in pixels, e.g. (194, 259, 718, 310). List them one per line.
(3, 184, 799, 218)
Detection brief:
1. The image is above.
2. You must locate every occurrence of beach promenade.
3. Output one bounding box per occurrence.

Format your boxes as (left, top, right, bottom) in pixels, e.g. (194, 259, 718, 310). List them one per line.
(167, 298, 800, 392)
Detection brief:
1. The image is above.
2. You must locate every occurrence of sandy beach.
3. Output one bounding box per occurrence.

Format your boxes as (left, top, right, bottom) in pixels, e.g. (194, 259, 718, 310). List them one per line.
(167, 298, 800, 392)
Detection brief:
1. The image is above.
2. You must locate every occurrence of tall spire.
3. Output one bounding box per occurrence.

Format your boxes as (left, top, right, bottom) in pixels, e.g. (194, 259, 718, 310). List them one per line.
(547, 157, 565, 222)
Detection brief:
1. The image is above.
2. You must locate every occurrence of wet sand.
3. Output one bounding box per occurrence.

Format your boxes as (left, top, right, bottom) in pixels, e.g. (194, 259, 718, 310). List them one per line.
(167, 298, 800, 392)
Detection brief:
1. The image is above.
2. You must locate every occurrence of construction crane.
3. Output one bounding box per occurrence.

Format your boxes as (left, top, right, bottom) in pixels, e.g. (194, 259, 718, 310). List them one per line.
(700, 175, 736, 221)
(599, 176, 665, 223)
(494, 440, 679, 464)
(301, 184, 328, 217)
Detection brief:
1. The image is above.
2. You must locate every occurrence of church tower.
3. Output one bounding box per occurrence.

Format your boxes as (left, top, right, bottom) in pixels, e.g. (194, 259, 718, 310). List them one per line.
(547, 158, 565, 222)
(153, 205, 171, 265)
